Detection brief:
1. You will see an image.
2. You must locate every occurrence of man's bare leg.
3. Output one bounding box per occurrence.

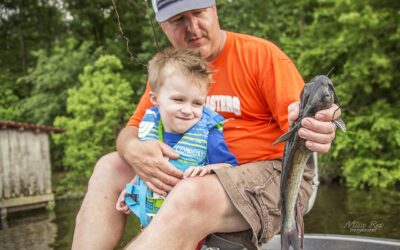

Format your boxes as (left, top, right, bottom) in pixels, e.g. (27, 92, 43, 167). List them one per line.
(72, 152, 135, 250)
(126, 174, 250, 250)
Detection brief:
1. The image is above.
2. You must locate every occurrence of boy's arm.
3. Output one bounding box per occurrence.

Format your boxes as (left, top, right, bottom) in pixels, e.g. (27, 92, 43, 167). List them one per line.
(183, 127, 236, 178)
(206, 127, 238, 166)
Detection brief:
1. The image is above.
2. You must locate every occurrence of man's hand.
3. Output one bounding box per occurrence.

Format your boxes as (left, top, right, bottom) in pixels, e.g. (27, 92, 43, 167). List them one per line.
(126, 140, 183, 196)
(288, 101, 341, 153)
(117, 126, 183, 196)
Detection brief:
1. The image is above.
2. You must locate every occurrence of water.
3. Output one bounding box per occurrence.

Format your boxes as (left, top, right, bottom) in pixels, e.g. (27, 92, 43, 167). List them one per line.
(1, 184, 399, 250)
(305, 184, 400, 237)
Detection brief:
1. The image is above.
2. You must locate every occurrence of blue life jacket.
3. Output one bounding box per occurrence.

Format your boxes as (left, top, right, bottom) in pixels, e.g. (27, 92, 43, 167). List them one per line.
(125, 106, 224, 227)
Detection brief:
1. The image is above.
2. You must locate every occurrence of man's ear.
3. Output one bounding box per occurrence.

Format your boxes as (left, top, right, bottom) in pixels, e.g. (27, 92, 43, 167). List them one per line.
(149, 91, 158, 106)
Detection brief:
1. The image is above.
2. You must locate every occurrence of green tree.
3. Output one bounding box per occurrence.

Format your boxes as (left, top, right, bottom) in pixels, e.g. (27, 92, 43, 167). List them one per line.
(2, 0, 399, 189)
(0, 0, 66, 121)
(283, 0, 400, 188)
(218, 0, 316, 44)
(53, 55, 134, 195)
(64, 0, 152, 98)
(18, 38, 98, 125)
(0, 0, 66, 75)
(0, 72, 22, 120)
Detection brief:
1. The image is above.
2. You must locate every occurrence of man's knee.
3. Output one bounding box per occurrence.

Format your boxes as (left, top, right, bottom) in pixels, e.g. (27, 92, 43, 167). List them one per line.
(168, 177, 218, 214)
(88, 152, 134, 190)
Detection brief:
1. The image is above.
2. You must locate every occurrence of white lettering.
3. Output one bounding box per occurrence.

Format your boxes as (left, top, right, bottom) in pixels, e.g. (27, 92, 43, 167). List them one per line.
(226, 96, 233, 113)
(215, 96, 221, 111)
(207, 96, 216, 111)
(206, 95, 241, 116)
(233, 97, 241, 115)
(220, 96, 227, 112)
(174, 146, 205, 158)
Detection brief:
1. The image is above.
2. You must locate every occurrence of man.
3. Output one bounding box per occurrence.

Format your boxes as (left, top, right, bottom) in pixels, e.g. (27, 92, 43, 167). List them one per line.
(72, 1, 341, 249)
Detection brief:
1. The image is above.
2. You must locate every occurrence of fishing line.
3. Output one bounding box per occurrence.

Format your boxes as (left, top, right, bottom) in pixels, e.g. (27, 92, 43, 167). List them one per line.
(111, 0, 147, 67)
(145, 0, 160, 51)
(326, 67, 335, 77)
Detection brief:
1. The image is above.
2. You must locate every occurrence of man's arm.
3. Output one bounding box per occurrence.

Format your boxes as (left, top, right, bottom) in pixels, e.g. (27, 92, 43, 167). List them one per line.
(116, 126, 183, 196)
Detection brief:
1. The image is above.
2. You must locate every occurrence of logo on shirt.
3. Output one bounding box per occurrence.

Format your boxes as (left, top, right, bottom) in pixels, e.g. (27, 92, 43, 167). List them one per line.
(174, 145, 206, 158)
(138, 121, 155, 139)
(206, 95, 241, 115)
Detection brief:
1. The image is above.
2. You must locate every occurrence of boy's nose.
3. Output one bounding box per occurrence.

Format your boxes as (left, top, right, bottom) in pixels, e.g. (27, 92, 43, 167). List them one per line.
(181, 104, 192, 115)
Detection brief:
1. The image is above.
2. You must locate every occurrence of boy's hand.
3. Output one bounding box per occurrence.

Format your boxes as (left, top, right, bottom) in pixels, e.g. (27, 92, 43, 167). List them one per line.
(183, 163, 233, 178)
(115, 189, 131, 215)
(183, 166, 211, 178)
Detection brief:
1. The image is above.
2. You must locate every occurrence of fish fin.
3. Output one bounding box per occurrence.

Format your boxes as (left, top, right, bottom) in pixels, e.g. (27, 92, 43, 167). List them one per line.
(281, 223, 301, 250)
(333, 118, 346, 132)
(272, 130, 293, 145)
(296, 200, 305, 250)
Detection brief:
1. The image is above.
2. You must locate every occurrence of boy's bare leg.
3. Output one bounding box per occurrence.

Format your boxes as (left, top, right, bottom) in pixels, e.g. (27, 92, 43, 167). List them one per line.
(72, 152, 135, 250)
(125, 174, 250, 250)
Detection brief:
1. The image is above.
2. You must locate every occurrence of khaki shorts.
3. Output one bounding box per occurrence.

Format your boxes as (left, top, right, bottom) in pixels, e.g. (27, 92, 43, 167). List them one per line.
(212, 160, 314, 250)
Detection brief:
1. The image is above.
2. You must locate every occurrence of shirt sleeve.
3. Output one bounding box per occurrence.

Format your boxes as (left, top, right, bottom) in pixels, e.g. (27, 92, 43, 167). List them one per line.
(126, 82, 152, 127)
(206, 128, 238, 166)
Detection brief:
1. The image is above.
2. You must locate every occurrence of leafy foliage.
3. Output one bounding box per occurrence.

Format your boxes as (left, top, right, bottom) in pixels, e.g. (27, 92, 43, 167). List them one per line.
(217, 0, 400, 188)
(0, 0, 66, 122)
(0, 72, 21, 120)
(53, 55, 134, 194)
(0, 0, 66, 74)
(1, 0, 399, 189)
(281, 0, 400, 188)
(18, 38, 97, 125)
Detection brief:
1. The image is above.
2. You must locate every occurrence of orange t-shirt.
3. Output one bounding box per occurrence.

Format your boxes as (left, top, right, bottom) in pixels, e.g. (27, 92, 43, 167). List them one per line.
(127, 31, 304, 165)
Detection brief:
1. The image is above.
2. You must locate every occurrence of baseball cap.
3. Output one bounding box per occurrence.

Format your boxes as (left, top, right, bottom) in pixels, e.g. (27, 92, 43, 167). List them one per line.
(152, 0, 216, 22)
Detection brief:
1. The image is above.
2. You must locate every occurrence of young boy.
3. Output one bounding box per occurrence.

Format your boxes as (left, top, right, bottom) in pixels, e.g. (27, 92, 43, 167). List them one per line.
(116, 47, 237, 227)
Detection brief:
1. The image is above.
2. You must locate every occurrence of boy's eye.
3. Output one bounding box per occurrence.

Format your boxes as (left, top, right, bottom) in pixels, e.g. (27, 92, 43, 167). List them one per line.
(173, 98, 183, 102)
(193, 101, 203, 107)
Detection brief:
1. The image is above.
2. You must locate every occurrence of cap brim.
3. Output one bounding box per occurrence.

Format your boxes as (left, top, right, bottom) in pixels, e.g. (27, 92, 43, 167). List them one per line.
(155, 0, 215, 22)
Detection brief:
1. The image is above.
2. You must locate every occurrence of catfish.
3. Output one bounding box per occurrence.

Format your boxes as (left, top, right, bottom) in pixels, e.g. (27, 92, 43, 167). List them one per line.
(273, 75, 346, 250)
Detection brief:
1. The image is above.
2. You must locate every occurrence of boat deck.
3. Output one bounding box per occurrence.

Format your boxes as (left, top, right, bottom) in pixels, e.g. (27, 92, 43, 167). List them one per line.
(202, 234, 400, 250)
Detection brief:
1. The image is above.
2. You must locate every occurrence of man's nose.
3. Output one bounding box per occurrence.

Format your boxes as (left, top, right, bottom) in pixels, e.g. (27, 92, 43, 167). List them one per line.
(185, 16, 200, 33)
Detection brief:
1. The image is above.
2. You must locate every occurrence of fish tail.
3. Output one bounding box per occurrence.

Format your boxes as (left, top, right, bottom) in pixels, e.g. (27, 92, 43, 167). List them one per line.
(281, 223, 301, 250)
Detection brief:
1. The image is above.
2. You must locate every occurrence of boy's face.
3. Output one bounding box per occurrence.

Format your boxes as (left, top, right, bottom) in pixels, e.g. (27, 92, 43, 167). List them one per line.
(150, 67, 208, 134)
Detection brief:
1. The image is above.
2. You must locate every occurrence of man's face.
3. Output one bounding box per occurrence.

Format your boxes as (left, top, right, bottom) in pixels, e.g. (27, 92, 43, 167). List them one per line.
(160, 6, 223, 61)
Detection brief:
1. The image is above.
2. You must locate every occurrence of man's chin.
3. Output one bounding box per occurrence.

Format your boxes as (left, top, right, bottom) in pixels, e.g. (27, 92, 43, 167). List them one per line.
(187, 46, 209, 58)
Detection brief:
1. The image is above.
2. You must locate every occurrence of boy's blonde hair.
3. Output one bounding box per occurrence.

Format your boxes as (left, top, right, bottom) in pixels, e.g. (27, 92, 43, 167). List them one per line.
(148, 47, 212, 92)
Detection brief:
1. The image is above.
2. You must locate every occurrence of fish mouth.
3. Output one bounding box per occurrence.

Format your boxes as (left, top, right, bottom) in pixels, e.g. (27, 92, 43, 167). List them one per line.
(323, 94, 333, 103)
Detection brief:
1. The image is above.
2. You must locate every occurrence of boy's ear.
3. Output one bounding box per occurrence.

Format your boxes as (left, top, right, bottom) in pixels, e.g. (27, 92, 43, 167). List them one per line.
(149, 91, 158, 106)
